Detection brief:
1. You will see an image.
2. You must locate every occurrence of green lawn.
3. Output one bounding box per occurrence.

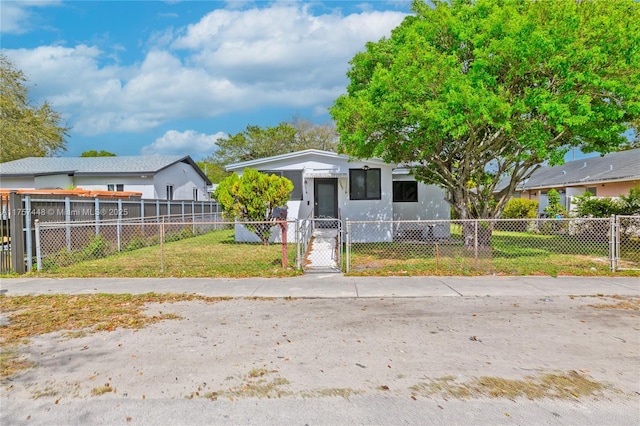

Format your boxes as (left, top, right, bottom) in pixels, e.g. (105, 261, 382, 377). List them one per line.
(35, 229, 300, 278)
(349, 229, 640, 277)
(27, 227, 640, 278)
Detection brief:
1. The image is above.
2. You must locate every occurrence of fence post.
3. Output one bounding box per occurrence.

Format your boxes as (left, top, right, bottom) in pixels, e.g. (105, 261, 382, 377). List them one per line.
(24, 195, 32, 272)
(345, 219, 350, 273)
(9, 192, 25, 274)
(94, 198, 100, 235)
(117, 199, 123, 252)
(474, 220, 478, 269)
(65, 196, 71, 252)
(160, 217, 165, 273)
(35, 219, 42, 271)
(610, 215, 616, 272)
(295, 220, 301, 269)
(191, 201, 195, 234)
(156, 199, 160, 220)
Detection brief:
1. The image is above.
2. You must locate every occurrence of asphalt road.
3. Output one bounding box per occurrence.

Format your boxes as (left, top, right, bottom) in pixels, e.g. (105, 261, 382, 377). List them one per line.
(1, 276, 639, 426)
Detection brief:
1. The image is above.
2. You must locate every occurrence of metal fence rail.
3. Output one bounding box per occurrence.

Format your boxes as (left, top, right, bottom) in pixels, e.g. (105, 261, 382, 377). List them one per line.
(345, 217, 629, 274)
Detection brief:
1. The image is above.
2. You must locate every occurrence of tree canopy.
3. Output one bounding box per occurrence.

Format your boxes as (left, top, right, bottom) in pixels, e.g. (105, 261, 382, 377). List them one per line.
(213, 168, 293, 244)
(80, 150, 116, 157)
(203, 118, 338, 183)
(0, 54, 69, 163)
(330, 0, 640, 222)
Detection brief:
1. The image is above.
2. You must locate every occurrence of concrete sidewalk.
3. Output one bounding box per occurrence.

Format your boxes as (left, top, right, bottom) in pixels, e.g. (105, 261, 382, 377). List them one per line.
(1, 275, 638, 298)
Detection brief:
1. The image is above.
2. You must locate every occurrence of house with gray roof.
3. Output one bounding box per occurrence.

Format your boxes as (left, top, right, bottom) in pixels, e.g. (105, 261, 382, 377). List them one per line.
(515, 148, 640, 214)
(0, 155, 212, 201)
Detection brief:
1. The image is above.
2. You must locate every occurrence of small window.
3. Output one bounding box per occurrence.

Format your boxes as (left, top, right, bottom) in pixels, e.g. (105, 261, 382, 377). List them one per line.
(193, 188, 199, 200)
(349, 168, 381, 200)
(107, 184, 124, 192)
(259, 170, 303, 200)
(393, 181, 418, 202)
(586, 187, 597, 196)
(166, 185, 174, 201)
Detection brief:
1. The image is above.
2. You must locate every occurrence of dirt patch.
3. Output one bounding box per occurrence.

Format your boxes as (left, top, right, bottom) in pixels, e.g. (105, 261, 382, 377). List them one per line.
(1, 297, 638, 403)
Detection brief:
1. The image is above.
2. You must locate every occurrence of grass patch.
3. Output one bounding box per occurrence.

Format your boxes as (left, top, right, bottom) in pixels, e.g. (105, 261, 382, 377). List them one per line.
(0, 348, 34, 380)
(0, 293, 227, 345)
(349, 229, 640, 276)
(588, 296, 640, 311)
(197, 369, 291, 400)
(91, 384, 114, 396)
(410, 371, 608, 400)
(35, 229, 301, 278)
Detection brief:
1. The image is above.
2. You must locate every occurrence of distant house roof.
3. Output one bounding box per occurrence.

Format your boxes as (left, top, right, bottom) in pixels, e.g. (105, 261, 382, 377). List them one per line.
(518, 149, 640, 190)
(0, 155, 211, 185)
(225, 149, 389, 171)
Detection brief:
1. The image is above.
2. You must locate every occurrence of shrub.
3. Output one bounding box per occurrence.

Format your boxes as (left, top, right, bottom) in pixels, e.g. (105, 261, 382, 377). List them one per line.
(572, 192, 623, 218)
(502, 198, 538, 219)
(544, 189, 567, 217)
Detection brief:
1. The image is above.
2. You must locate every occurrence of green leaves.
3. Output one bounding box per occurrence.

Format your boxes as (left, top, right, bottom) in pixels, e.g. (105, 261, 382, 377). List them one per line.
(331, 0, 640, 220)
(213, 169, 293, 244)
(0, 55, 69, 163)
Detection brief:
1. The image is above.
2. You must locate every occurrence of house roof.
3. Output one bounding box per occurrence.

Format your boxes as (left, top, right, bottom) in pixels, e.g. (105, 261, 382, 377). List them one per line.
(0, 155, 211, 185)
(519, 149, 640, 190)
(225, 149, 390, 171)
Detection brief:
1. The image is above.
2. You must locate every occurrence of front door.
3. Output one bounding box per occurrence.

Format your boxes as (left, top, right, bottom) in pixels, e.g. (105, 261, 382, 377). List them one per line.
(314, 178, 338, 219)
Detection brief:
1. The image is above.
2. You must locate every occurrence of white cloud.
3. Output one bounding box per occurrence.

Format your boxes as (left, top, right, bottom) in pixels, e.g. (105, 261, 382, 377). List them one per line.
(3, 3, 408, 136)
(141, 130, 227, 156)
(0, 1, 62, 34)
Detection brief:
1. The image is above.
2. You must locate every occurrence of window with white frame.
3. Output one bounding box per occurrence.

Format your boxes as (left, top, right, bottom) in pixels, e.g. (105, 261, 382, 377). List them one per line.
(166, 185, 174, 200)
(193, 188, 198, 200)
(107, 184, 124, 192)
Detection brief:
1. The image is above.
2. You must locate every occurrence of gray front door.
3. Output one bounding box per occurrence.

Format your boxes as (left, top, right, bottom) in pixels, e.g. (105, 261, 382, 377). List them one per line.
(314, 178, 338, 219)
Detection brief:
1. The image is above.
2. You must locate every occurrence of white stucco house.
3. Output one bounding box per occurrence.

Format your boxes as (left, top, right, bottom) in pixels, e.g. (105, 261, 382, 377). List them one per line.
(226, 149, 450, 242)
(0, 155, 212, 201)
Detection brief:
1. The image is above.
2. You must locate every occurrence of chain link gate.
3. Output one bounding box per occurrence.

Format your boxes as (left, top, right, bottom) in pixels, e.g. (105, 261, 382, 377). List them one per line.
(299, 218, 342, 272)
(615, 215, 640, 271)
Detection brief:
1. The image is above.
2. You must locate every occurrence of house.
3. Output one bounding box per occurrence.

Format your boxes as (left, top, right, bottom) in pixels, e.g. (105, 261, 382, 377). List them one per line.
(514, 148, 640, 214)
(0, 155, 212, 201)
(225, 149, 450, 242)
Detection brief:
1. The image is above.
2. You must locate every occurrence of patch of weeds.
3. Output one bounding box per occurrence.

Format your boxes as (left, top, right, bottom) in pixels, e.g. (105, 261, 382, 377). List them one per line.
(0, 348, 34, 380)
(91, 384, 114, 396)
(196, 369, 291, 400)
(302, 388, 363, 399)
(588, 296, 640, 311)
(0, 293, 226, 345)
(410, 371, 608, 400)
(31, 386, 59, 399)
(248, 368, 268, 378)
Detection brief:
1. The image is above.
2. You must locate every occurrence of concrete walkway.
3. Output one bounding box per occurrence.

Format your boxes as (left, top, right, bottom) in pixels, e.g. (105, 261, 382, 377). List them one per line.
(1, 275, 637, 298)
(304, 228, 339, 272)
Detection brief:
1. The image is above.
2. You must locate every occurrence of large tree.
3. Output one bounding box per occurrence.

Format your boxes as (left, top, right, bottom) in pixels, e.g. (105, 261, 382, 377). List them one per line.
(213, 168, 293, 244)
(80, 150, 116, 157)
(204, 118, 338, 183)
(0, 54, 69, 163)
(331, 0, 639, 242)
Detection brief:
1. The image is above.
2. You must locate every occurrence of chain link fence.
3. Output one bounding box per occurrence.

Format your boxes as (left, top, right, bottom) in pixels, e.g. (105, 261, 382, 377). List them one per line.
(616, 215, 640, 271)
(34, 216, 300, 276)
(345, 217, 632, 275)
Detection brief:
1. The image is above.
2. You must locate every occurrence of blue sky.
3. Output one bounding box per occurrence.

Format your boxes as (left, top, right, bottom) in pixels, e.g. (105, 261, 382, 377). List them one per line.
(1, 0, 412, 159)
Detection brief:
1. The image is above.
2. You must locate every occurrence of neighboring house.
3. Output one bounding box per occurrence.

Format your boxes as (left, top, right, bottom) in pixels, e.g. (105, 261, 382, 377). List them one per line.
(0, 155, 212, 201)
(225, 149, 450, 242)
(514, 148, 640, 214)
